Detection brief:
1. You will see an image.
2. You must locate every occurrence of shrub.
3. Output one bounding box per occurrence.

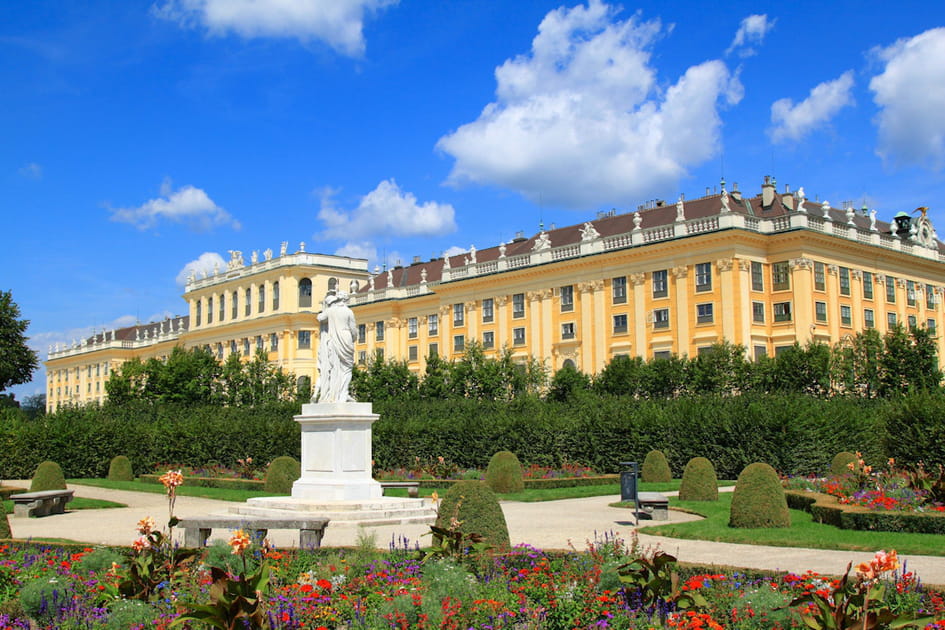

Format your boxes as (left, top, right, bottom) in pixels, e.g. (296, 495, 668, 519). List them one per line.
(485, 451, 524, 493)
(104, 599, 158, 630)
(0, 502, 10, 539)
(75, 547, 125, 574)
(30, 461, 66, 492)
(641, 450, 672, 483)
(830, 451, 858, 476)
(264, 456, 301, 495)
(729, 462, 790, 528)
(678, 457, 719, 501)
(434, 480, 510, 548)
(19, 577, 75, 624)
(107, 455, 134, 481)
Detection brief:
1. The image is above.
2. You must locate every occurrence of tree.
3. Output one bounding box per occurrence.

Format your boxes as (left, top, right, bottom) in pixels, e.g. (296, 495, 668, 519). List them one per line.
(547, 363, 590, 402)
(21, 393, 46, 419)
(0, 290, 39, 392)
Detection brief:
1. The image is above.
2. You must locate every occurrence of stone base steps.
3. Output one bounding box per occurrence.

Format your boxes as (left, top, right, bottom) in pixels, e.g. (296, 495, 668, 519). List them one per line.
(224, 497, 438, 526)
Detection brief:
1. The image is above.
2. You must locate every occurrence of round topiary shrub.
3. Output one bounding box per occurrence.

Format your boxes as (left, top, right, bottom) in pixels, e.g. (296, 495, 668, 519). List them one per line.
(729, 462, 790, 529)
(107, 455, 134, 482)
(434, 480, 510, 548)
(264, 456, 301, 495)
(641, 450, 672, 483)
(485, 451, 524, 494)
(678, 457, 719, 501)
(30, 461, 66, 492)
(831, 451, 858, 476)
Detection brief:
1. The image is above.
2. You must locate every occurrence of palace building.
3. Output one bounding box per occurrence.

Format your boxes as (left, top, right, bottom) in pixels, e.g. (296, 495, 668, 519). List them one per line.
(46, 177, 945, 411)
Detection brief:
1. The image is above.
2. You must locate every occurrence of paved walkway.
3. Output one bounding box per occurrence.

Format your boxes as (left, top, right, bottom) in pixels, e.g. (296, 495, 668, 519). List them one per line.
(5, 481, 944, 585)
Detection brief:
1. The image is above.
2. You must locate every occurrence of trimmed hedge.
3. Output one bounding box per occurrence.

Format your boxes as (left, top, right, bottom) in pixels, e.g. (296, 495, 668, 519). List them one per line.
(678, 457, 719, 501)
(830, 452, 858, 476)
(416, 475, 619, 490)
(485, 451, 524, 493)
(729, 463, 790, 528)
(139, 474, 265, 491)
(30, 461, 66, 492)
(0, 501, 9, 539)
(434, 480, 510, 548)
(265, 456, 301, 495)
(107, 455, 134, 482)
(641, 450, 672, 483)
(785, 491, 945, 535)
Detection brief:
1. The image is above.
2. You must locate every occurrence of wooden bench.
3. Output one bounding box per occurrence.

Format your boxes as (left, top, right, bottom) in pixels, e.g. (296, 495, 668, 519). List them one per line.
(177, 516, 330, 549)
(11, 489, 75, 518)
(380, 481, 421, 498)
(636, 491, 669, 521)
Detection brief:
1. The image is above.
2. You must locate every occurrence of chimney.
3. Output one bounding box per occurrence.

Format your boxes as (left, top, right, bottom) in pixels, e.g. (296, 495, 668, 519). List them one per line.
(731, 181, 742, 201)
(782, 193, 794, 210)
(762, 175, 776, 207)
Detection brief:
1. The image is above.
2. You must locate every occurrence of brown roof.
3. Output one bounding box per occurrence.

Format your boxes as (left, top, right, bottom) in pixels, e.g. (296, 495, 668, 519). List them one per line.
(84, 315, 190, 344)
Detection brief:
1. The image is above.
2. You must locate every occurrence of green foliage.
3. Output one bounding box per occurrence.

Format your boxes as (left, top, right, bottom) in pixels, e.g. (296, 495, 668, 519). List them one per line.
(883, 391, 945, 468)
(785, 491, 945, 535)
(641, 450, 672, 483)
(547, 363, 591, 402)
(484, 450, 524, 493)
(0, 290, 39, 393)
(30, 460, 66, 491)
(729, 462, 790, 528)
(75, 547, 126, 574)
(107, 455, 134, 481)
(171, 559, 270, 629)
(0, 500, 9, 539)
(434, 480, 510, 548)
(617, 550, 709, 622)
(686, 342, 751, 395)
(830, 451, 858, 476)
(264, 456, 301, 495)
(19, 577, 75, 623)
(104, 599, 158, 630)
(678, 457, 718, 501)
(351, 351, 419, 401)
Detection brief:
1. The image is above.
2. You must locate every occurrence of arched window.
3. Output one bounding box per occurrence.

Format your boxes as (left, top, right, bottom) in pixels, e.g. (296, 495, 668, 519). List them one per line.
(245, 288, 251, 316)
(219, 294, 225, 321)
(563, 359, 576, 369)
(258, 284, 266, 313)
(328, 277, 338, 292)
(272, 281, 280, 310)
(232, 291, 238, 319)
(207, 297, 213, 324)
(299, 278, 313, 308)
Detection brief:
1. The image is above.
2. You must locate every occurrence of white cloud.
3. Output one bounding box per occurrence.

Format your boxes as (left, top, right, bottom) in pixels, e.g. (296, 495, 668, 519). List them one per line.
(334, 241, 376, 261)
(436, 0, 742, 209)
(176, 252, 226, 286)
(870, 27, 945, 170)
(443, 246, 467, 258)
(110, 179, 240, 231)
(726, 14, 775, 57)
(317, 179, 457, 240)
(769, 71, 855, 142)
(18, 162, 42, 180)
(152, 0, 396, 57)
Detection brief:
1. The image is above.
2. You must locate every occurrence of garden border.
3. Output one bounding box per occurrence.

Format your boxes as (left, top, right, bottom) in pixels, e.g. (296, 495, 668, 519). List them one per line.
(785, 490, 945, 535)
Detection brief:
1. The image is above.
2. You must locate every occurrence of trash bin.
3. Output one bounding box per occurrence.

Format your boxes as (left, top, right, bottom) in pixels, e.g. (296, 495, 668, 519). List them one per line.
(619, 461, 638, 502)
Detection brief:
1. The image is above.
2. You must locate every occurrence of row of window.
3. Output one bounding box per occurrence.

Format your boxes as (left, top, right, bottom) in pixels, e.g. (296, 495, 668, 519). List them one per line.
(195, 282, 283, 326)
(811, 302, 937, 331)
(52, 363, 111, 382)
(204, 334, 280, 358)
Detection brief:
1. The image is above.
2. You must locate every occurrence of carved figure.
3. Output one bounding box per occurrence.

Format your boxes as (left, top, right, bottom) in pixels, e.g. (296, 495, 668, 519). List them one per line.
(720, 189, 731, 213)
(580, 222, 600, 241)
(280, 241, 288, 257)
(869, 209, 877, 231)
(469, 245, 477, 264)
(675, 197, 685, 222)
(633, 212, 642, 230)
(796, 187, 807, 213)
(499, 242, 507, 257)
(299, 241, 306, 253)
(420, 268, 427, 283)
(264, 248, 273, 261)
(532, 231, 551, 251)
(227, 250, 243, 270)
(312, 293, 358, 403)
(251, 250, 258, 264)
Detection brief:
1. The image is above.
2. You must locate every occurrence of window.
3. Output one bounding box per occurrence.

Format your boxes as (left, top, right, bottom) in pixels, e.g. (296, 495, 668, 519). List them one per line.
(273, 282, 280, 310)
(243, 338, 251, 355)
(928, 319, 937, 334)
(839, 267, 851, 296)
(751, 262, 764, 291)
(907, 280, 916, 306)
(886, 276, 896, 303)
(513, 327, 526, 345)
(357, 324, 366, 344)
(815, 301, 827, 323)
(653, 308, 670, 329)
(375, 321, 385, 341)
(230, 340, 237, 355)
(840, 305, 852, 326)
(613, 314, 628, 333)
(453, 335, 465, 352)
(696, 303, 714, 324)
(358, 350, 367, 365)
(298, 331, 311, 349)
(887, 312, 897, 327)
(773, 301, 792, 322)
(908, 314, 917, 330)
(512, 293, 525, 318)
(328, 278, 338, 292)
(754, 345, 767, 360)
(561, 322, 576, 339)
(299, 278, 313, 308)
(482, 298, 494, 323)
(814, 262, 825, 291)
(219, 294, 226, 320)
(772, 262, 790, 291)
(196, 301, 202, 326)
(652, 269, 668, 298)
(428, 343, 438, 358)
(560, 285, 574, 312)
(376, 348, 384, 360)
(258, 284, 266, 313)
(256, 335, 264, 351)
(453, 303, 464, 326)
(927, 285, 936, 310)
(864, 309, 875, 329)
(612, 276, 627, 304)
(245, 288, 252, 316)
(408, 346, 418, 362)
(863, 272, 873, 299)
(207, 297, 213, 323)
(428, 314, 439, 336)
(653, 350, 671, 360)
(752, 301, 765, 323)
(483, 331, 495, 349)
(695, 262, 712, 292)
(408, 317, 418, 339)
(232, 291, 238, 319)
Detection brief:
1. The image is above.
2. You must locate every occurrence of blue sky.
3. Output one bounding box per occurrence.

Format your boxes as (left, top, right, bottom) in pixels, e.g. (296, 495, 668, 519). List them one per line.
(3, 0, 945, 399)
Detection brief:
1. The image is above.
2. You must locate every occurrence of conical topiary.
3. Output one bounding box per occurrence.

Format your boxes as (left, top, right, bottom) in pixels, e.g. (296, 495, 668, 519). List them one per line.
(30, 461, 66, 492)
(678, 457, 719, 501)
(264, 456, 301, 495)
(729, 462, 790, 528)
(830, 451, 858, 477)
(485, 451, 525, 494)
(641, 450, 672, 483)
(435, 480, 510, 548)
(107, 455, 134, 482)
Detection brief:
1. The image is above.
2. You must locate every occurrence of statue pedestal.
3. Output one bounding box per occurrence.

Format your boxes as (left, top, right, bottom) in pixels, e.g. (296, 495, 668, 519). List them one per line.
(291, 402, 383, 501)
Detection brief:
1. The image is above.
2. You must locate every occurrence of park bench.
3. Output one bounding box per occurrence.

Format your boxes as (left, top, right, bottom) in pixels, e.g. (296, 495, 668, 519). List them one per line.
(177, 516, 329, 549)
(619, 462, 669, 524)
(636, 491, 669, 520)
(379, 481, 421, 498)
(11, 489, 75, 518)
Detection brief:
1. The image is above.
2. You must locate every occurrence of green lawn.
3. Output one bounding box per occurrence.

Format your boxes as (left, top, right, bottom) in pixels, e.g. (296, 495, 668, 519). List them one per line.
(637, 493, 945, 557)
(70, 479, 272, 502)
(379, 479, 735, 501)
(3, 497, 125, 513)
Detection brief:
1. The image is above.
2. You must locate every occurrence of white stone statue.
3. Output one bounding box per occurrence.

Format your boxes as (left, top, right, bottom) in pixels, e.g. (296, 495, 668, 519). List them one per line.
(227, 250, 244, 270)
(676, 196, 686, 222)
(869, 209, 877, 231)
(349, 279, 359, 293)
(822, 200, 831, 218)
(280, 241, 288, 257)
(580, 222, 600, 241)
(420, 268, 428, 283)
(386, 269, 393, 286)
(311, 292, 358, 403)
(499, 242, 507, 258)
(368, 275, 375, 291)
(299, 241, 306, 253)
(469, 245, 477, 264)
(264, 248, 273, 261)
(846, 206, 856, 225)
(720, 188, 731, 213)
(187, 270, 196, 284)
(633, 211, 642, 230)
(796, 187, 807, 213)
(251, 250, 258, 264)
(532, 231, 551, 251)
(443, 253, 451, 269)
(212, 262, 220, 275)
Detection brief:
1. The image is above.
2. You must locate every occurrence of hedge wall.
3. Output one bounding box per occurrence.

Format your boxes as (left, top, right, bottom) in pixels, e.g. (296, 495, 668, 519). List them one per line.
(786, 491, 945, 535)
(1, 393, 938, 481)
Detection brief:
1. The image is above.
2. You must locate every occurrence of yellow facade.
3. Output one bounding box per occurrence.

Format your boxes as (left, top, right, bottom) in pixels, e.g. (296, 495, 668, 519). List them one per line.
(46, 180, 945, 410)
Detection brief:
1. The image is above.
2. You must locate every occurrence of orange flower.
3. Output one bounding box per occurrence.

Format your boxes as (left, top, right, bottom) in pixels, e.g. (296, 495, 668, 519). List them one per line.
(847, 462, 856, 471)
(159, 469, 184, 490)
(228, 529, 252, 555)
(136, 516, 156, 535)
(856, 549, 899, 581)
(132, 535, 151, 552)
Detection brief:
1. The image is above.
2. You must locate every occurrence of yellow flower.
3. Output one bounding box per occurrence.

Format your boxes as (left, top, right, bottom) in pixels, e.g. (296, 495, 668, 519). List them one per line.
(430, 491, 439, 505)
(136, 516, 156, 535)
(228, 529, 252, 555)
(888, 457, 896, 467)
